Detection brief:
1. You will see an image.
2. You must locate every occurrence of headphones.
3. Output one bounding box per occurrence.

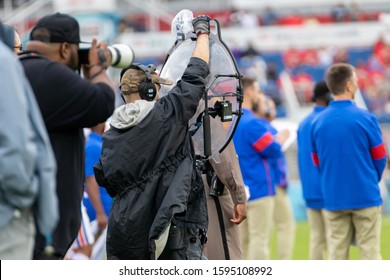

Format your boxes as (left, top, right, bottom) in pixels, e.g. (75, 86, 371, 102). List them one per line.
(120, 63, 157, 101)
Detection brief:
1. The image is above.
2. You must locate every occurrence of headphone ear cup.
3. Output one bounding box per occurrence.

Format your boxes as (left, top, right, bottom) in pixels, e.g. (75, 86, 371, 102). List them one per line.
(139, 80, 157, 101)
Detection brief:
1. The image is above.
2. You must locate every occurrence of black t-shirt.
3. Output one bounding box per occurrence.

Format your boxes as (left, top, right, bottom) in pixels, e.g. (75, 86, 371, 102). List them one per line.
(21, 55, 115, 257)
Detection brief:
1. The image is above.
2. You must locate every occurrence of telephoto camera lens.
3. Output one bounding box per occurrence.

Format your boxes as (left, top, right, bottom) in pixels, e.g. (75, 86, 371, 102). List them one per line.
(107, 44, 135, 68)
(78, 44, 135, 68)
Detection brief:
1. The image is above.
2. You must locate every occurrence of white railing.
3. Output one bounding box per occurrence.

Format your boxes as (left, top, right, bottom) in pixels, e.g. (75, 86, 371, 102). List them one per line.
(3, 0, 53, 37)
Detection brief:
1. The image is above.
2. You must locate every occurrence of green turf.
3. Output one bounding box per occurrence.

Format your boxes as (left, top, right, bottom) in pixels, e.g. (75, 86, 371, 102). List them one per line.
(270, 215, 390, 260)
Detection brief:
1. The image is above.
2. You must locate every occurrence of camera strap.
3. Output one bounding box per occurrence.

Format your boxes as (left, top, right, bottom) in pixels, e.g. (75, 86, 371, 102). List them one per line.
(207, 165, 230, 260)
(212, 194, 230, 260)
(18, 51, 44, 61)
(189, 111, 204, 137)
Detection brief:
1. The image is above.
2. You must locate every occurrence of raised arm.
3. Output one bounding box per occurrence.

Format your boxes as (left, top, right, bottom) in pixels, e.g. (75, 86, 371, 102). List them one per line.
(191, 15, 210, 64)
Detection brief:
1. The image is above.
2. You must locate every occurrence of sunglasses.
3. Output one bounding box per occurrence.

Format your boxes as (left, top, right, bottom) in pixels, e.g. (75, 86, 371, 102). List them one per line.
(14, 44, 22, 52)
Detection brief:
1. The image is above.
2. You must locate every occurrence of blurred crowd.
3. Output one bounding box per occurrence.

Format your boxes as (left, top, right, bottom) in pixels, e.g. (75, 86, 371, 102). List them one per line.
(117, 3, 381, 33)
(235, 35, 390, 120)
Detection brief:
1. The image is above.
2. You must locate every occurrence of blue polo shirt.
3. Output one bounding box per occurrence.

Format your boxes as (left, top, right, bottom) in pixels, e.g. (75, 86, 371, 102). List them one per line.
(311, 100, 386, 210)
(233, 108, 283, 201)
(297, 106, 327, 209)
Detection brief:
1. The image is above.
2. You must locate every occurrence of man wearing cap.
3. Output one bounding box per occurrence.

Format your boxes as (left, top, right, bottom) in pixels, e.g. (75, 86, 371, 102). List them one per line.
(94, 15, 211, 260)
(297, 80, 332, 259)
(19, 12, 115, 259)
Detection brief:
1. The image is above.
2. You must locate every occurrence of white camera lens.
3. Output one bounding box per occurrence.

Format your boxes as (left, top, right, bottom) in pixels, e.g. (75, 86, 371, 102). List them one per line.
(108, 44, 135, 68)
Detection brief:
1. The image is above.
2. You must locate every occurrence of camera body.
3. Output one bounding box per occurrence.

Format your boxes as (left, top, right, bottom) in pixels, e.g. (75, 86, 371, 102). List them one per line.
(214, 100, 233, 122)
(209, 175, 225, 197)
(208, 100, 233, 122)
(78, 44, 135, 68)
(196, 158, 225, 197)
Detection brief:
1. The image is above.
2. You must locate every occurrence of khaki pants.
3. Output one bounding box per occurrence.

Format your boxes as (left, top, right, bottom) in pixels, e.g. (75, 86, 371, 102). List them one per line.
(240, 196, 274, 260)
(324, 206, 382, 260)
(0, 209, 35, 260)
(203, 187, 242, 260)
(273, 187, 296, 260)
(307, 208, 327, 260)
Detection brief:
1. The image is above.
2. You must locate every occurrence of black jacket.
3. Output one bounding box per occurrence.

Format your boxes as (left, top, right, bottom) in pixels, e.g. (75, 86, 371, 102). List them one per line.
(94, 57, 209, 259)
(21, 55, 115, 258)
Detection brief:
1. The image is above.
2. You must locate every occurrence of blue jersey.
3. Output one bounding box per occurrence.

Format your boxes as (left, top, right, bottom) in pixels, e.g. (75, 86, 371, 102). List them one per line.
(233, 108, 283, 201)
(297, 106, 327, 209)
(311, 100, 386, 210)
(83, 132, 112, 220)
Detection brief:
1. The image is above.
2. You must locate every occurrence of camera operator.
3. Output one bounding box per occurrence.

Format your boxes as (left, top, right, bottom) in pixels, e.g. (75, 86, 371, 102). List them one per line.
(94, 15, 211, 260)
(20, 12, 115, 259)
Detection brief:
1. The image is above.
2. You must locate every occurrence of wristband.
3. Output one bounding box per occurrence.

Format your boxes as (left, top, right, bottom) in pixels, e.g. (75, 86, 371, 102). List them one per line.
(89, 67, 105, 81)
(88, 63, 107, 70)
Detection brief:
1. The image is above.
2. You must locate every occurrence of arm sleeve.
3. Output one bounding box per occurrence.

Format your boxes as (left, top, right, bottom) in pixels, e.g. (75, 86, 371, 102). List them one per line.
(158, 57, 209, 124)
(367, 115, 387, 181)
(210, 142, 247, 204)
(0, 49, 58, 234)
(310, 121, 320, 168)
(0, 51, 39, 209)
(248, 119, 283, 159)
(32, 62, 115, 130)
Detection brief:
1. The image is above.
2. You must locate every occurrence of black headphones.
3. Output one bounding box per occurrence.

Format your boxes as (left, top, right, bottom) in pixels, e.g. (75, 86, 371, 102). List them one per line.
(120, 63, 157, 101)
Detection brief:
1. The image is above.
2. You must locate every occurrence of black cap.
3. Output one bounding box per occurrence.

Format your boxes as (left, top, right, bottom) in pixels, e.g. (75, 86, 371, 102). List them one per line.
(311, 80, 330, 102)
(30, 13, 82, 44)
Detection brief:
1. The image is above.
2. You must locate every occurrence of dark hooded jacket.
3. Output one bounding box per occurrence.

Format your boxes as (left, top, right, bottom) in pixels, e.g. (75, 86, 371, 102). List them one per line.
(94, 57, 209, 259)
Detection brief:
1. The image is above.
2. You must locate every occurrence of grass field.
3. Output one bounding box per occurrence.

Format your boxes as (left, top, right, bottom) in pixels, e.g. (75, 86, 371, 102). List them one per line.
(270, 215, 390, 260)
